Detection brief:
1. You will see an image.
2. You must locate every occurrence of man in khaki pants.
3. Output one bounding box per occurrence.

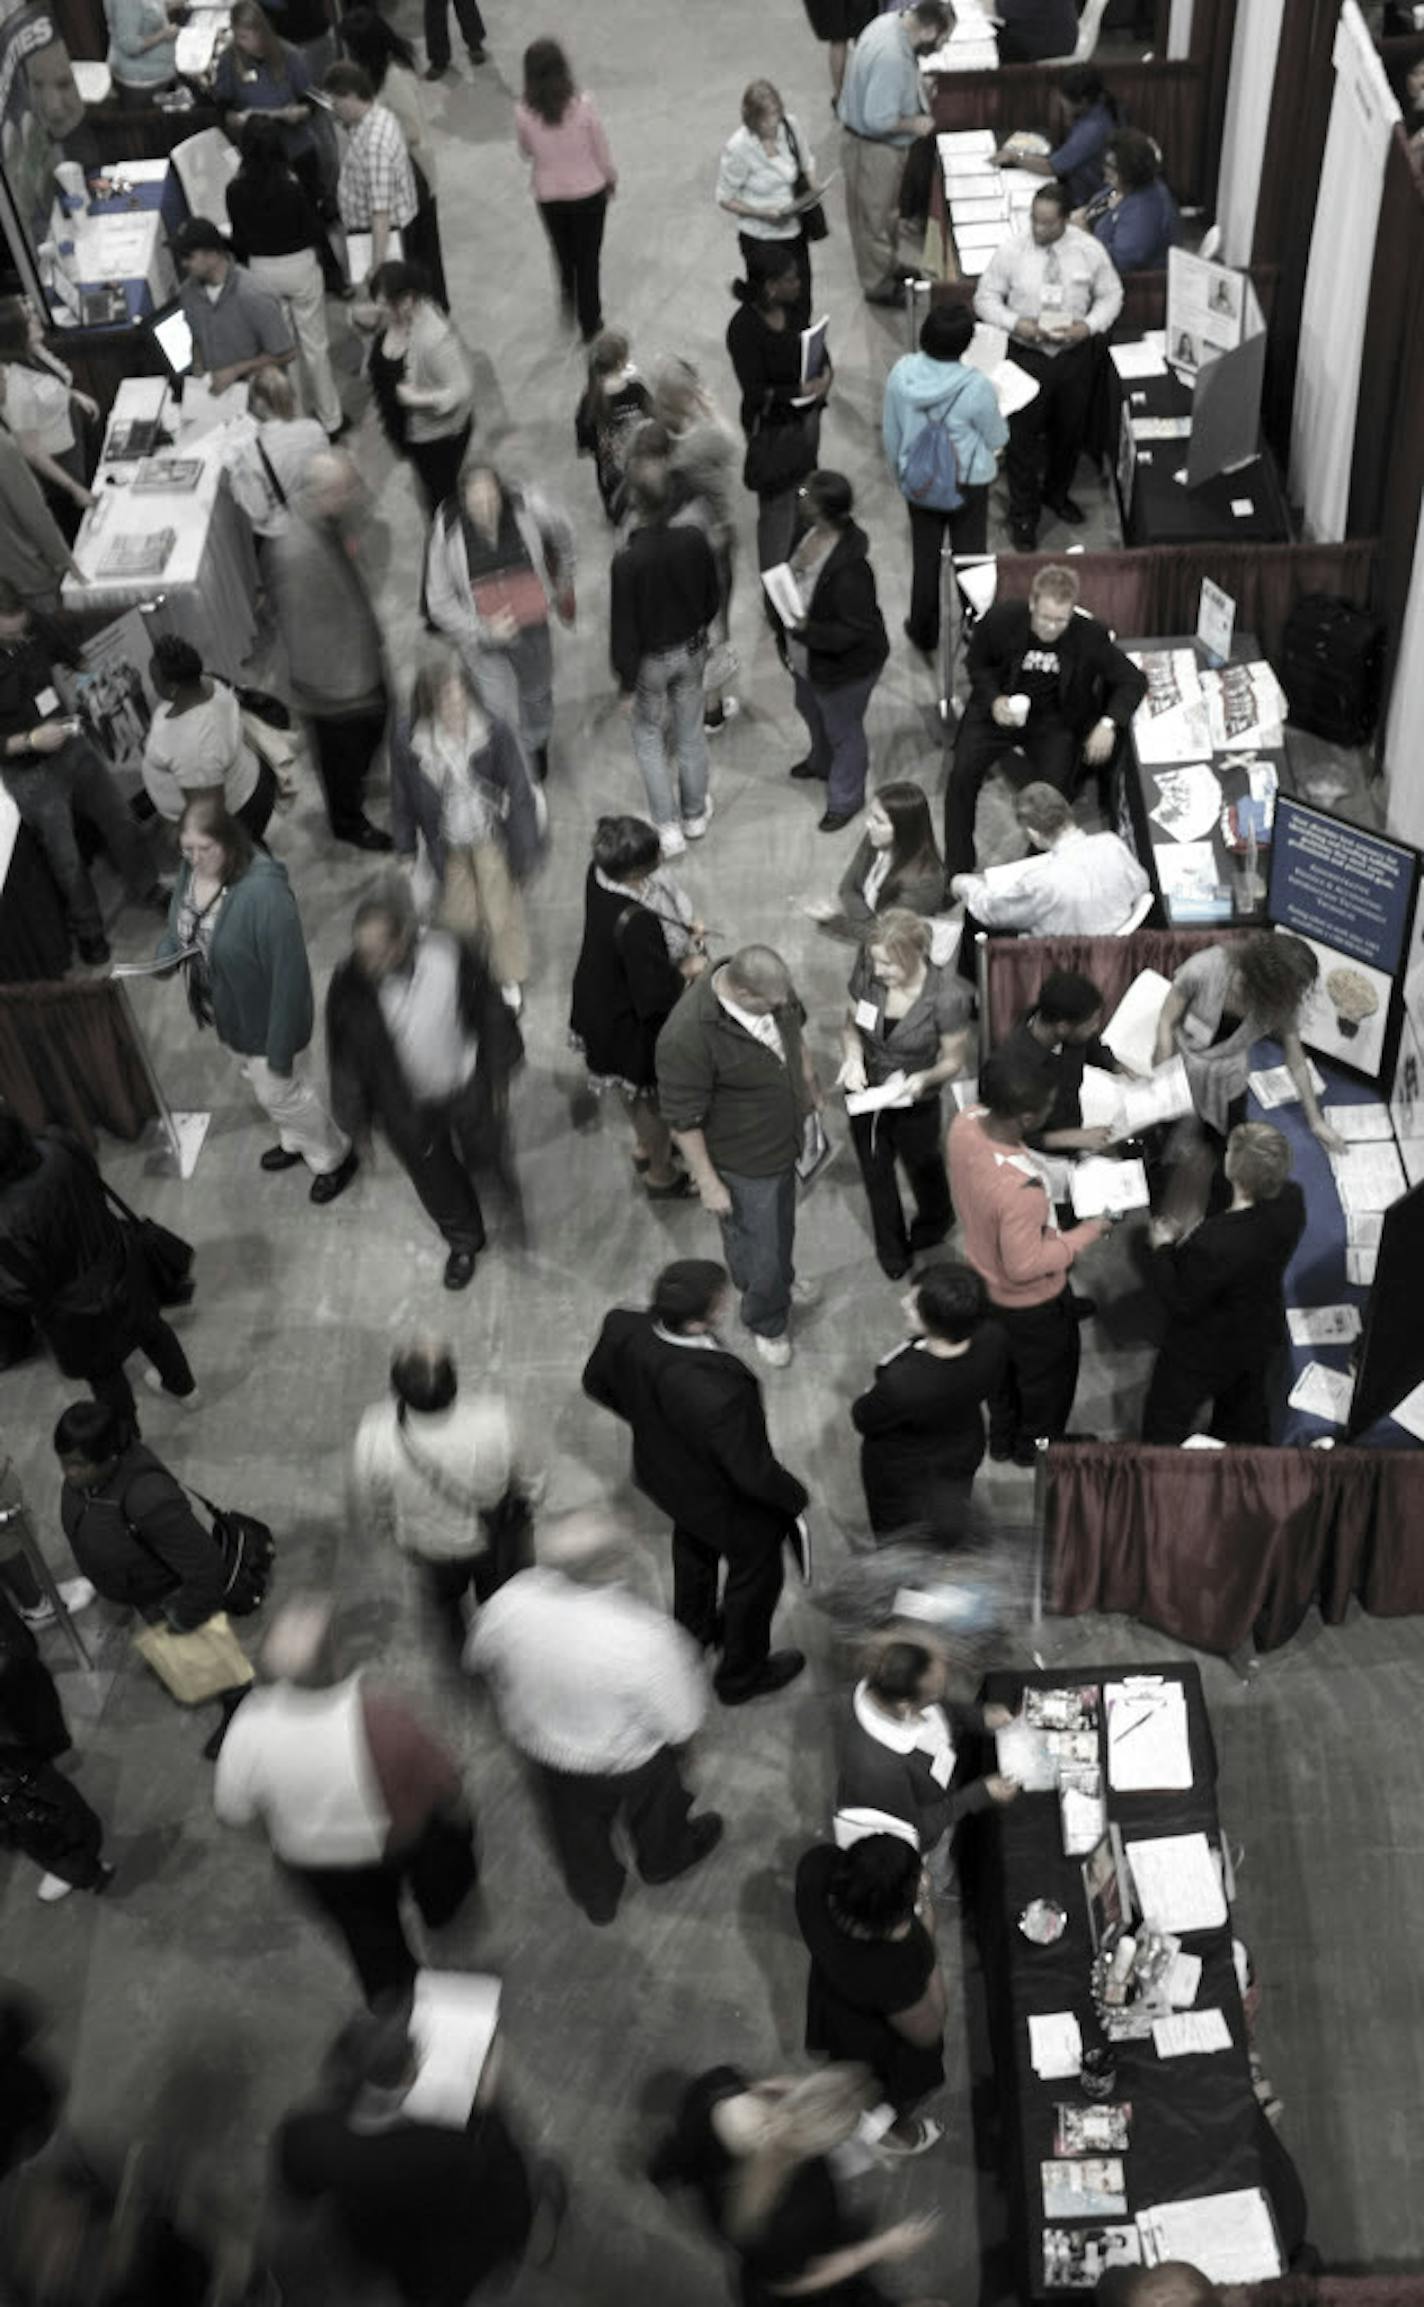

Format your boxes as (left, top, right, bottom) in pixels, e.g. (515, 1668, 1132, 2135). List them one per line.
(837, 0, 948, 306)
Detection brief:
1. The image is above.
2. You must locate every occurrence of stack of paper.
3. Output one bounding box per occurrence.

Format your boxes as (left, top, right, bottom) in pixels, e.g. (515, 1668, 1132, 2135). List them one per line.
(1153, 842, 1232, 921)
(1125, 1833, 1228, 1931)
(1105, 1679, 1193, 1792)
(1287, 1362, 1355, 1425)
(1150, 2008, 1233, 2056)
(1130, 649, 1213, 764)
(401, 1971, 501, 2130)
(1112, 339, 1168, 381)
(1329, 1139, 1407, 1215)
(1286, 1304, 1361, 1347)
(1029, 2012, 1083, 2079)
(1080, 1057, 1194, 1142)
(1202, 660, 1287, 751)
(1137, 2189, 1283, 2282)
(1100, 971, 1173, 1076)
(1322, 1103, 1394, 1141)
(1248, 1057, 1325, 1108)
(1070, 1157, 1150, 1220)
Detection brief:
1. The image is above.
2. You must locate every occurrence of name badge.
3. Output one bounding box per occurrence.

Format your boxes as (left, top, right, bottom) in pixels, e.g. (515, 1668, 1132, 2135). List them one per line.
(1039, 282, 1065, 311)
(930, 1749, 953, 1787)
(854, 999, 880, 1034)
(34, 686, 60, 718)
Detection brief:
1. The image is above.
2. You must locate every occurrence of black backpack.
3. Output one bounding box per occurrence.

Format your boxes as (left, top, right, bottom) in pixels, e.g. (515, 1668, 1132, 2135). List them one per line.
(1275, 594, 1384, 745)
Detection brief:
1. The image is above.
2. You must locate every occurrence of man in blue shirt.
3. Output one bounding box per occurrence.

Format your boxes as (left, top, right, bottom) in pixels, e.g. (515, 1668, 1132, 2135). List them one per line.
(837, 0, 949, 306)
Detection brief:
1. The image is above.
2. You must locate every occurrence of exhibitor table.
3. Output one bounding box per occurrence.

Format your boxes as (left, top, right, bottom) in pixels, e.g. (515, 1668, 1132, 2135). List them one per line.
(962, 1661, 1282, 2305)
(1114, 361, 1290, 549)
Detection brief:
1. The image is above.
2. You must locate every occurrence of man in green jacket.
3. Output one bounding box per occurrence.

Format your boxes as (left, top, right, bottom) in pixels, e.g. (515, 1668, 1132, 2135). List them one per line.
(655, 945, 823, 1369)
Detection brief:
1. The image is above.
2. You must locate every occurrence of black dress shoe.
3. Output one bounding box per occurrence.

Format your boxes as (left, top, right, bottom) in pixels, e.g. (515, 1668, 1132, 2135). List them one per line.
(309, 1147, 359, 1204)
(1044, 493, 1086, 525)
(1009, 520, 1038, 552)
(789, 757, 827, 781)
(642, 1812, 725, 1882)
(422, 60, 447, 78)
(718, 1649, 806, 1704)
(443, 1246, 478, 1290)
(818, 810, 855, 832)
(336, 819, 394, 853)
(260, 1145, 304, 1172)
(467, 42, 487, 61)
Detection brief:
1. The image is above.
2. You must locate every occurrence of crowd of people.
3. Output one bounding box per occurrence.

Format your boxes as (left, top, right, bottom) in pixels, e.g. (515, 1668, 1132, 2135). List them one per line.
(0, 3, 1337, 2300)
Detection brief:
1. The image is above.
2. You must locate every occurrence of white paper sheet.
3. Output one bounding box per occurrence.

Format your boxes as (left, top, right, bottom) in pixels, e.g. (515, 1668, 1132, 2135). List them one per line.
(996, 1718, 1057, 1794)
(1111, 339, 1169, 380)
(401, 1971, 501, 2131)
(1390, 1376, 1424, 1441)
(1100, 970, 1173, 1077)
(1165, 1950, 1203, 2007)
(1148, 761, 1222, 843)
(1126, 1834, 1228, 1932)
(1346, 1246, 1378, 1287)
(1149, 2009, 1234, 2057)
(1080, 1057, 1194, 1142)
(1248, 1059, 1325, 1108)
(1153, 841, 1231, 919)
(844, 1073, 915, 1116)
(1287, 1361, 1355, 1424)
(1070, 1157, 1150, 1219)
(1105, 1679, 1193, 1792)
(1137, 2187, 1282, 2281)
(760, 562, 803, 629)
(1329, 1139, 1407, 1214)
(1029, 2012, 1083, 2079)
(1286, 1304, 1363, 1347)
(1346, 1210, 1384, 1246)
(1322, 1103, 1394, 1141)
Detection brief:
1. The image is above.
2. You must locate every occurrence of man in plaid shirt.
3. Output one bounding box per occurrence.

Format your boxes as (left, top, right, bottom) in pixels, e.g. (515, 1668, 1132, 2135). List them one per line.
(325, 62, 418, 282)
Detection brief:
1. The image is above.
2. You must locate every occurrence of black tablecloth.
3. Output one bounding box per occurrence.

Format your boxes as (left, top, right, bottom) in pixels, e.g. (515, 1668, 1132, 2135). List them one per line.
(0, 826, 71, 984)
(962, 1661, 1271, 2305)
(1116, 368, 1291, 547)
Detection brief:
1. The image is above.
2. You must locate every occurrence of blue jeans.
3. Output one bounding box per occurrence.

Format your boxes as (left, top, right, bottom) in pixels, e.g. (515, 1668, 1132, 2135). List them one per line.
(719, 1165, 797, 1339)
(792, 666, 881, 818)
(632, 639, 709, 832)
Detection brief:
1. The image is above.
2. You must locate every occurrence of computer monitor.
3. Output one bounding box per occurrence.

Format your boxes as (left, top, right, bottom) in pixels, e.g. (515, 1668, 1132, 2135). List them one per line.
(145, 297, 194, 380)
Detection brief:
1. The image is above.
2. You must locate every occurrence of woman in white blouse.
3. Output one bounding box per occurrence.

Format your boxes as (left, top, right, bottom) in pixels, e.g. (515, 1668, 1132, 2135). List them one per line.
(143, 634, 277, 841)
(716, 79, 818, 329)
(0, 298, 98, 539)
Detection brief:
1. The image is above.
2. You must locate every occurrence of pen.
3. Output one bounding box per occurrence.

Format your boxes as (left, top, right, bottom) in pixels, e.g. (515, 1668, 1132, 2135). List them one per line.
(1111, 1702, 1160, 1746)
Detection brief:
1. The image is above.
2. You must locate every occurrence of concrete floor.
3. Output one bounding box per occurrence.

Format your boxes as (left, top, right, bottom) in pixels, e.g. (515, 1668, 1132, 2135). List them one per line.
(3, 1, 1421, 2295)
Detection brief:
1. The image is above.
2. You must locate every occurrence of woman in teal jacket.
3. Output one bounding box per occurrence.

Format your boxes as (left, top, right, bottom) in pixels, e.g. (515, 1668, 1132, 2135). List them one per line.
(883, 300, 1008, 653)
(158, 794, 357, 1203)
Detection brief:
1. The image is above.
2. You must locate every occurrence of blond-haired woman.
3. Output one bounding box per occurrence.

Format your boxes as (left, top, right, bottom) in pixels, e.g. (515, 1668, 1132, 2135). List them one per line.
(716, 77, 817, 328)
(838, 909, 973, 1280)
(649, 2061, 939, 2303)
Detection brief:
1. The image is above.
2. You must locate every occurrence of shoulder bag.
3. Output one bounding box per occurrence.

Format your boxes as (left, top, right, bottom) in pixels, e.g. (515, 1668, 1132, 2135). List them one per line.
(96, 1175, 196, 1310)
(743, 397, 818, 497)
(117, 1468, 275, 1620)
(394, 1417, 534, 1594)
(784, 119, 828, 242)
(132, 1612, 253, 1704)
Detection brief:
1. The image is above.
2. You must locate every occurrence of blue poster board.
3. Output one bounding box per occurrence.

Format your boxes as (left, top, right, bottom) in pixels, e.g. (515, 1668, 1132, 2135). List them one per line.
(1267, 797, 1421, 1085)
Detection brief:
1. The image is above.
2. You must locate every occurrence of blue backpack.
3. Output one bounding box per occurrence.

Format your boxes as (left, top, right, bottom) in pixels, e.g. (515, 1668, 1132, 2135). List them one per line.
(899, 382, 970, 513)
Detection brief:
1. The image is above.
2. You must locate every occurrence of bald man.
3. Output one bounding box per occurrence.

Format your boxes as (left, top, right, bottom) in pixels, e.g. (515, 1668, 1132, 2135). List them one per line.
(1097, 2266, 1219, 2307)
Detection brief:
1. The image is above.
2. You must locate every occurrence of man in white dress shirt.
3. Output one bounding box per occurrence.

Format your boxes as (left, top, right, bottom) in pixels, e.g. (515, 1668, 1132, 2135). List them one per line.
(974, 181, 1123, 549)
(951, 782, 1150, 936)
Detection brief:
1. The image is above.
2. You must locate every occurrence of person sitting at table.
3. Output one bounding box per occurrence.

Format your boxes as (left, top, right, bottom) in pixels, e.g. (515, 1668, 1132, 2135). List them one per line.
(226, 362, 328, 540)
(142, 634, 277, 844)
(803, 779, 946, 943)
(882, 300, 1008, 648)
(946, 1051, 1110, 1464)
(838, 910, 973, 1280)
(994, 0, 1079, 66)
(997, 969, 1125, 1156)
(0, 585, 163, 966)
(943, 563, 1147, 878)
(951, 781, 1149, 938)
(1079, 131, 1181, 275)
(1152, 933, 1343, 1155)
(974, 183, 1123, 553)
(0, 300, 98, 544)
(850, 1264, 1008, 1540)
(215, 1, 324, 212)
(991, 66, 1121, 208)
(173, 220, 297, 399)
(1139, 1120, 1305, 1447)
(225, 116, 344, 436)
(105, 0, 185, 96)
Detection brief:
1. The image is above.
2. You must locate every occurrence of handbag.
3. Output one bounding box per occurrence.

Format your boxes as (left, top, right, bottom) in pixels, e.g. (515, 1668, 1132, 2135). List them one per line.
(99, 1178, 195, 1310)
(743, 405, 817, 496)
(119, 1472, 276, 1620)
(132, 1612, 253, 1705)
(785, 118, 828, 242)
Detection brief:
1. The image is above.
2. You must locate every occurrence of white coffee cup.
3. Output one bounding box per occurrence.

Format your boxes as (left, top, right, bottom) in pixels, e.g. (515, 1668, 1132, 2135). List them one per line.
(1006, 692, 1031, 727)
(55, 161, 87, 212)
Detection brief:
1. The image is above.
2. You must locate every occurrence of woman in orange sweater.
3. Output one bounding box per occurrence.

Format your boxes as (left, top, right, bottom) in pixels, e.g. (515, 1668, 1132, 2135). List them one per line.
(945, 1050, 1110, 1466)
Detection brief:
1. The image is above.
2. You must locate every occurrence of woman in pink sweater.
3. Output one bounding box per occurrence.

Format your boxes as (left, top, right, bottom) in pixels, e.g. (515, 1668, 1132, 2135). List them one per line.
(946, 1049, 1109, 1466)
(515, 39, 617, 342)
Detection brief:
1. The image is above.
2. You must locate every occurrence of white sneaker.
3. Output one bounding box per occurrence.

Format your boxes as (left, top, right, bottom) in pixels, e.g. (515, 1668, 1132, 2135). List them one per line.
(500, 982, 524, 1015)
(19, 1576, 97, 1628)
(658, 824, 687, 859)
(791, 1277, 824, 1310)
(36, 1872, 76, 1903)
(142, 1369, 202, 1409)
(683, 796, 714, 840)
(754, 1334, 793, 1369)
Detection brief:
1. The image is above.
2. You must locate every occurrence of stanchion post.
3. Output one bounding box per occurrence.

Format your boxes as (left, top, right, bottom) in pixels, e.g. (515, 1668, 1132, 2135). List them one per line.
(110, 977, 183, 1172)
(1030, 1438, 1051, 1630)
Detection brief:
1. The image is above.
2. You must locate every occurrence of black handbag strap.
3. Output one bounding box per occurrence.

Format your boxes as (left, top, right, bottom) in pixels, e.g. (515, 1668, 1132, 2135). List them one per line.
(255, 432, 288, 513)
(394, 1414, 484, 1522)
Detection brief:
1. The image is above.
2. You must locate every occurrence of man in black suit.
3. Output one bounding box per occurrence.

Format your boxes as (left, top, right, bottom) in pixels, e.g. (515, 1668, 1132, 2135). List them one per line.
(1140, 1121, 1307, 1445)
(943, 565, 1147, 877)
(581, 1259, 808, 1703)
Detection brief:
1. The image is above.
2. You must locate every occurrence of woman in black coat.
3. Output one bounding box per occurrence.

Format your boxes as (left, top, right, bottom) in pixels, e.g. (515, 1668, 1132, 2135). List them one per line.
(569, 814, 705, 1199)
(852, 1262, 1006, 1539)
(55, 1401, 227, 1635)
(0, 1115, 196, 1432)
(725, 244, 831, 569)
(776, 471, 889, 833)
(0, 1593, 110, 1902)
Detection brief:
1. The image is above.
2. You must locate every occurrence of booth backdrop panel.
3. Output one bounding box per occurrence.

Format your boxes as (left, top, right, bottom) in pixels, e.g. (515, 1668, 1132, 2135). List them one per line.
(980, 928, 1240, 1044)
(1254, 0, 1343, 465)
(978, 542, 1379, 673)
(1046, 1440, 1424, 1652)
(931, 61, 1212, 204)
(1349, 127, 1424, 706)
(0, 978, 159, 1145)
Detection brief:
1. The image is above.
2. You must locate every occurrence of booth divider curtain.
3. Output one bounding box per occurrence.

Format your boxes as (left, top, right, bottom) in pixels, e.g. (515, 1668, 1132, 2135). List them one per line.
(1045, 1441, 1424, 1653)
(1348, 125, 1424, 721)
(975, 541, 1379, 672)
(1214, 0, 1286, 264)
(0, 979, 160, 1147)
(981, 929, 1238, 1044)
(931, 62, 1212, 203)
(1383, 496, 1424, 850)
(1253, 0, 1342, 465)
(1291, 4, 1401, 542)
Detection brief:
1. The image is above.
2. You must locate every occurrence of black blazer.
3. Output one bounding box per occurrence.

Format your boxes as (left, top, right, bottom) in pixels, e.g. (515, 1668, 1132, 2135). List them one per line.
(851, 1329, 1007, 1535)
(963, 601, 1146, 738)
(326, 934, 522, 1161)
(582, 1308, 807, 1550)
(790, 520, 890, 690)
(1145, 1184, 1307, 1373)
